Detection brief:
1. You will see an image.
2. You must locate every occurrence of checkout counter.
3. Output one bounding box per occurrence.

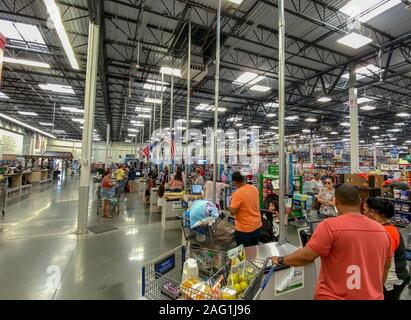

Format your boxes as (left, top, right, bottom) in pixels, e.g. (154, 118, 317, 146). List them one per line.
(150, 187, 161, 213)
(161, 191, 203, 231)
(245, 241, 319, 300)
(137, 179, 146, 197)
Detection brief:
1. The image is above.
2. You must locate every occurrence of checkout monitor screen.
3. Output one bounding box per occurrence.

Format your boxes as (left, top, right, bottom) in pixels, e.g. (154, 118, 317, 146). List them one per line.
(191, 184, 203, 195)
(310, 221, 322, 234)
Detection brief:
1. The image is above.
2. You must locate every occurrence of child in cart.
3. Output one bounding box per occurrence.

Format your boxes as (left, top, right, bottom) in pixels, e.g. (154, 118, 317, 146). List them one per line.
(101, 170, 116, 218)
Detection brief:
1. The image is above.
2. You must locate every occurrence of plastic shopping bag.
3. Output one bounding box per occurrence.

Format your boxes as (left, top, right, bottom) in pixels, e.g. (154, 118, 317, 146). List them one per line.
(189, 199, 219, 229)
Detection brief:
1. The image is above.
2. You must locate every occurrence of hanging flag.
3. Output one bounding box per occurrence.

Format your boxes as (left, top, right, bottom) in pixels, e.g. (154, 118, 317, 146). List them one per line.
(143, 144, 149, 159)
(0, 33, 6, 87)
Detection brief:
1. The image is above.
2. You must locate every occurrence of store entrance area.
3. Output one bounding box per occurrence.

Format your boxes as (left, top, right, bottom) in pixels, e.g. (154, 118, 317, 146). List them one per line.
(0, 176, 181, 299)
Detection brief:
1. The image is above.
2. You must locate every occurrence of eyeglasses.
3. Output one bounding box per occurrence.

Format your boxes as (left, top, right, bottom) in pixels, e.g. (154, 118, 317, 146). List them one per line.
(325, 182, 332, 185)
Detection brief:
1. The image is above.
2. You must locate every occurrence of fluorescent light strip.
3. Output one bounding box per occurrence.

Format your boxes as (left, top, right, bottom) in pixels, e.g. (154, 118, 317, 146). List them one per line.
(250, 85, 271, 92)
(0, 91, 9, 99)
(144, 98, 161, 104)
(44, 0, 79, 69)
(17, 111, 38, 116)
(61, 106, 84, 113)
(39, 122, 54, 126)
(0, 113, 56, 138)
(317, 97, 331, 102)
(135, 107, 151, 113)
(3, 57, 50, 68)
(137, 114, 151, 118)
(39, 83, 75, 94)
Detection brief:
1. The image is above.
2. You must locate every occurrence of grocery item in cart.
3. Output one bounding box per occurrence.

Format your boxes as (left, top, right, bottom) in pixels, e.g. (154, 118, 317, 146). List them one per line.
(189, 199, 219, 229)
(182, 258, 199, 283)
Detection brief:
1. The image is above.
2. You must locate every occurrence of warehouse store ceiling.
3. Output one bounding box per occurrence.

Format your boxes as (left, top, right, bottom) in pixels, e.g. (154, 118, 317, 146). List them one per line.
(0, 0, 410, 149)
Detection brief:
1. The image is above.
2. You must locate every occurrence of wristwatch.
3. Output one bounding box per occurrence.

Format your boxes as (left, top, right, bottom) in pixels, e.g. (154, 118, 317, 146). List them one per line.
(277, 256, 286, 266)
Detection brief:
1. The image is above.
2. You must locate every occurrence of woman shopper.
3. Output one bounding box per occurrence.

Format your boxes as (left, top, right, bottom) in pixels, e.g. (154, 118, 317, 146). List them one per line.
(363, 197, 410, 300)
(101, 170, 115, 218)
(170, 167, 184, 192)
(316, 178, 336, 216)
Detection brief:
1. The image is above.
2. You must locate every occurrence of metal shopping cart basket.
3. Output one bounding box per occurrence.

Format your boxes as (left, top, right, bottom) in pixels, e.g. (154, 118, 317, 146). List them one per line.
(141, 245, 273, 300)
(96, 185, 121, 215)
(178, 210, 236, 251)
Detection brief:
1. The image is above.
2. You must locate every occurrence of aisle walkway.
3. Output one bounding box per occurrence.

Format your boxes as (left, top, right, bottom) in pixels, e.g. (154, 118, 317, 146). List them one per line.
(0, 177, 181, 299)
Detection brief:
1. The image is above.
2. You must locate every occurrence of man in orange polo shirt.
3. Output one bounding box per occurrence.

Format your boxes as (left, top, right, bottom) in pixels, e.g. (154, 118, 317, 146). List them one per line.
(229, 172, 262, 247)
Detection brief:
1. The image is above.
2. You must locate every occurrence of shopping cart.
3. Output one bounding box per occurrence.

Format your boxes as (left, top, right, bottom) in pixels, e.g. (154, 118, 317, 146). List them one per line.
(178, 211, 235, 251)
(96, 185, 121, 215)
(141, 245, 273, 300)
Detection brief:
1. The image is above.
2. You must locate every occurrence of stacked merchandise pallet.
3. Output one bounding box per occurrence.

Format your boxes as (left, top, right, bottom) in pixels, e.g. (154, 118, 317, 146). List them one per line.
(392, 199, 411, 228)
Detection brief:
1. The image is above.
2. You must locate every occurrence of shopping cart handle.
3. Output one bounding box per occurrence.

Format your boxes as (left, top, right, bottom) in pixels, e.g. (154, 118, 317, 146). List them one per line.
(260, 266, 275, 290)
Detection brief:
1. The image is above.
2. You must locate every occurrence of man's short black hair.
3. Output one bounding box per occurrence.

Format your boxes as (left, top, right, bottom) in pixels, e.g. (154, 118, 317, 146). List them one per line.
(335, 184, 361, 206)
(232, 171, 244, 183)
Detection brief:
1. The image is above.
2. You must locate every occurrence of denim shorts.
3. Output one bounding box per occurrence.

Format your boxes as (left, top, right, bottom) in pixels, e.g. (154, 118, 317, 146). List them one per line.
(101, 187, 114, 200)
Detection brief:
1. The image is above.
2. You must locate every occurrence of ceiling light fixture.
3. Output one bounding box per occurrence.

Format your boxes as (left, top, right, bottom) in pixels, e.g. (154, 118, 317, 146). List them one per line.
(394, 122, 405, 126)
(44, 0, 79, 69)
(336, 32, 373, 49)
(233, 72, 265, 85)
(3, 57, 50, 68)
(137, 114, 152, 118)
(317, 97, 331, 103)
(357, 97, 373, 104)
(17, 111, 38, 116)
(305, 117, 317, 122)
(0, 113, 56, 138)
(396, 112, 410, 117)
(52, 129, 65, 134)
(266, 113, 276, 118)
(340, 122, 351, 127)
(71, 118, 84, 123)
(135, 107, 151, 113)
(330, 131, 338, 135)
(39, 83, 75, 94)
(235, 123, 243, 127)
(0, 91, 9, 99)
(60, 106, 84, 113)
(190, 119, 202, 123)
(360, 105, 376, 111)
(39, 122, 54, 126)
(160, 66, 181, 77)
(342, 64, 382, 80)
(250, 85, 271, 92)
(144, 98, 161, 104)
(264, 102, 279, 108)
(370, 126, 380, 130)
(285, 115, 299, 121)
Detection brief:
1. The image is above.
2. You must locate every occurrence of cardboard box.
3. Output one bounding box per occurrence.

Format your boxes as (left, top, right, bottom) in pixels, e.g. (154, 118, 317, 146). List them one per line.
(344, 174, 369, 188)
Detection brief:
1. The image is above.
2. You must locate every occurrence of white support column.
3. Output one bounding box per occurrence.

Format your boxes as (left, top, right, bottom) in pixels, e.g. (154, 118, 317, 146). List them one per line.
(212, 0, 221, 204)
(373, 145, 378, 169)
(278, 0, 287, 243)
(105, 123, 110, 166)
(77, 22, 100, 234)
(349, 63, 359, 174)
(309, 138, 314, 165)
(185, 17, 191, 180)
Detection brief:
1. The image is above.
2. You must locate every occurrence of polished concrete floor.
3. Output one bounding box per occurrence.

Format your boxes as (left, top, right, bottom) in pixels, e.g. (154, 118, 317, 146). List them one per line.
(0, 176, 410, 300)
(0, 176, 181, 299)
